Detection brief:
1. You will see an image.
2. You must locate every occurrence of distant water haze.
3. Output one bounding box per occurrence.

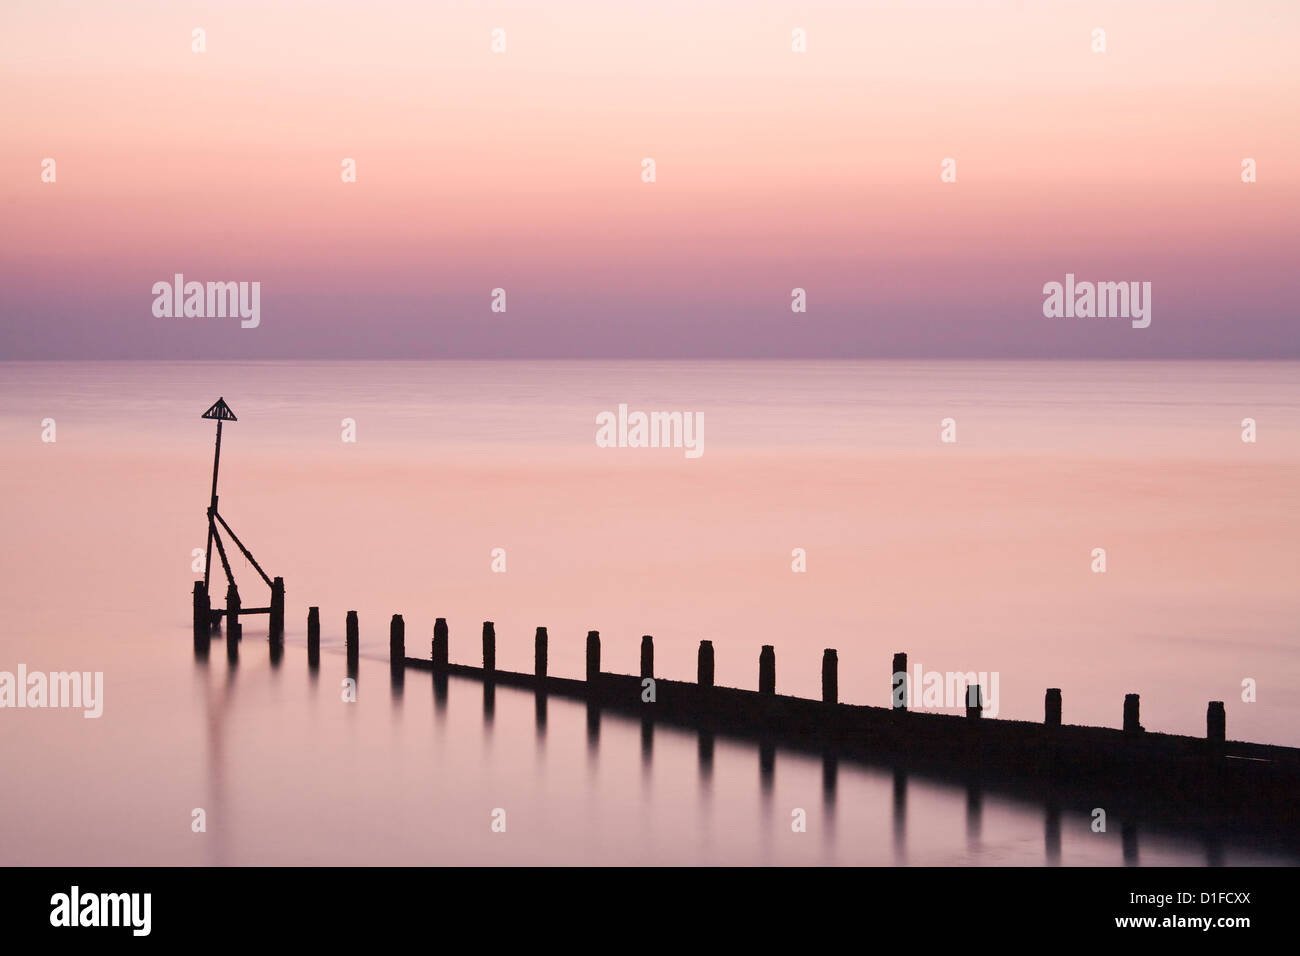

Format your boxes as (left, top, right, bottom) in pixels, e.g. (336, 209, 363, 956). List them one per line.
(0, 359, 1296, 865)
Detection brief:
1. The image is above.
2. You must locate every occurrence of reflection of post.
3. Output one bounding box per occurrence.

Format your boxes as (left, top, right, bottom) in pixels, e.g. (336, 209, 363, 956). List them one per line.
(1045, 801, 1061, 865)
(822, 752, 837, 805)
(966, 780, 982, 844)
(586, 701, 600, 751)
(1122, 820, 1139, 865)
(698, 730, 714, 782)
(892, 769, 907, 861)
(534, 689, 547, 736)
(759, 739, 775, 792)
(640, 718, 653, 769)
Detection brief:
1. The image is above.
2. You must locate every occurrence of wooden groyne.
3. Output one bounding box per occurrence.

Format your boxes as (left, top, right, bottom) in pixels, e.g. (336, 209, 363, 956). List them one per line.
(349, 611, 1300, 840)
(201, 598, 1300, 844)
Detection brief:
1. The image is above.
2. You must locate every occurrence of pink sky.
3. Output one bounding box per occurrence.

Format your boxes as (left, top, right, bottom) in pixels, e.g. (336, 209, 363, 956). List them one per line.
(2, 0, 1298, 358)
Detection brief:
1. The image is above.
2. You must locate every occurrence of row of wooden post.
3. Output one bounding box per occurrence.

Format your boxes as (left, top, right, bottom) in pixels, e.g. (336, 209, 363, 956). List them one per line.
(303, 609, 1229, 745)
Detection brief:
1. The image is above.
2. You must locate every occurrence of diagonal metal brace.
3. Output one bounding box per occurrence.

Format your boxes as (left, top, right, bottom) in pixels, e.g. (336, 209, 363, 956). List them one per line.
(208, 512, 236, 590)
(212, 509, 273, 589)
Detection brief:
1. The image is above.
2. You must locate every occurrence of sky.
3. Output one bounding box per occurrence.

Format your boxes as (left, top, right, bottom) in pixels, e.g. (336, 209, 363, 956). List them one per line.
(1, 0, 1297, 359)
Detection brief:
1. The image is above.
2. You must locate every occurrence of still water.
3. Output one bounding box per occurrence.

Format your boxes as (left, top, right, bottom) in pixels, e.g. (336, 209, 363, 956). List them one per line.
(1, 360, 1296, 864)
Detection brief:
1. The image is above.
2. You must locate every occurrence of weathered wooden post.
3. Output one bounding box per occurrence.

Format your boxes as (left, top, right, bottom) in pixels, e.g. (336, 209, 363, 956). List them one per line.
(192, 582, 210, 644)
(482, 622, 496, 675)
(892, 652, 908, 711)
(307, 607, 320, 666)
(966, 684, 983, 720)
(390, 614, 405, 663)
(225, 582, 240, 661)
(759, 645, 776, 695)
(640, 635, 654, 679)
(1045, 688, 1062, 727)
(822, 649, 838, 704)
(345, 610, 359, 668)
(586, 630, 600, 683)
(226, 583, 241, 640)
(1123, 694, 1142, 733)
(535, 627, 548, 679)
(1207, 701, 1226, 749)
(698, 640, 715, 687)
(270, 576, 285, 638)
(432, 618, 448, 668)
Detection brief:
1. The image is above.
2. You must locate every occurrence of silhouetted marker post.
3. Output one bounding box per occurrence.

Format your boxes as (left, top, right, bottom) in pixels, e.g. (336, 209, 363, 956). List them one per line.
(346, 611, 359, 668)
(192, 582, 210, 646)
(586, 631, 600, 683)
(197, 398, 280, 640)
(1124, 694, 1142, 734)
(226, 583, 241, 641)
(535, 627, 548, 679)
(892, 652, 908, 711)
(1207, 701, 1226, 750)
(390, 614, 405, 664)
(482, 622, 496, 675)
(966, 684, 982, 720)
(759, 645, 775, 695)
(307, 607, 320, 665)
(641, 635, 654, 679)
(195, 400, 279, 639)
(432, 618, 448, 668)
(822, 649, 838, 704)
(698, 640, 714, 687)
(1045, 688, 1062, 727)
(270, 577, 284, 639)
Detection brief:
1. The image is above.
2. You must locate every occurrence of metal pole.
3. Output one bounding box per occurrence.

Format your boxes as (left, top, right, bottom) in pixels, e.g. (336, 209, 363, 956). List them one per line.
(203, 419, 222, 590)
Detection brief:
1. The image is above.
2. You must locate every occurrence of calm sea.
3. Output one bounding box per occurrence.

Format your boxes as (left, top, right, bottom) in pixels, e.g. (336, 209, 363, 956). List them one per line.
(0, 360, 1296, 864)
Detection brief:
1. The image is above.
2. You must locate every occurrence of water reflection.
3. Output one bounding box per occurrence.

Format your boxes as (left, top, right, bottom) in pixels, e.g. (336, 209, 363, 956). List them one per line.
(892, 769, 907, 864)
(1045, 801, 1061, 866)
(966, 780, 983, 849)
(1123, 821, 1139, 866)
(189, 641, 1300, 866)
